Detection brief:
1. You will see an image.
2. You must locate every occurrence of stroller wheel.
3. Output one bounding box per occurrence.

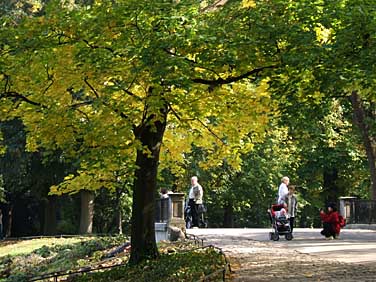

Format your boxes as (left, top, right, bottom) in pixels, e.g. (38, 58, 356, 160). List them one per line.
(285, 233, 293, 241)
(185, 218, 192, 229)
(269, 232, 274, 240)
(272, 233, 279, 241)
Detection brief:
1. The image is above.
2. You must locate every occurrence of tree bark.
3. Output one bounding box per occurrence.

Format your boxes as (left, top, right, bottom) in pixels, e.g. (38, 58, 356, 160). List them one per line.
(323, 167, 339, 204)
(6, 205, 13, 238)
(116, 188, 123, 235)
(79, 190, 95, 234)
(43, 196, 57, 235)
(129, 103, 168, 264)
(350, 91, 376, 199)
(223, 203, 234, 228)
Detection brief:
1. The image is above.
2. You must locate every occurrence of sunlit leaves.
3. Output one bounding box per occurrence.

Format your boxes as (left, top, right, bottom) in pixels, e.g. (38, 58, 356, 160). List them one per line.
(314, 24, 333, 44)
(241, 0, 256, 9)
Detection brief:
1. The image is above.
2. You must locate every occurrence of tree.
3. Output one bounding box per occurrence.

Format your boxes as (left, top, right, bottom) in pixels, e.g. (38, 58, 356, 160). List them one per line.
(319, 0, 376, 198)
(268, 0, 376, 198)
(0, 119, 31, 236)
(2, 0, 373, 263)
(1, 0, 277, 263)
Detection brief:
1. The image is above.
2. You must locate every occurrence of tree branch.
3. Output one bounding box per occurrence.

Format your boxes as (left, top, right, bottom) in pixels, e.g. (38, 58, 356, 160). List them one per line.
(191, 65, 277, 86)
(84, 77, 100, 99)
(168, 103, 225, 145)
(114, 78, 143, 102)
(84, 77, 129, 120)
(163, 48, 222, 78)
(196, 118, 226, 145)
(1, 91, 46, 108)
(82, 39, 115, 53)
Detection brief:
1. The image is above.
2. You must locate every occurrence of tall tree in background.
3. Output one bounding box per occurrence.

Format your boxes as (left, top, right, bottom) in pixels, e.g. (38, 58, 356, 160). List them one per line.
(0, 120, 30, 237)
(322, 0, 376, 198)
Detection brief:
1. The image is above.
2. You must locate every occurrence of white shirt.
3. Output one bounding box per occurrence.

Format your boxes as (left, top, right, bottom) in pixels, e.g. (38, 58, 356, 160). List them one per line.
(189, 184, 203, 204)
(278, 183, 288, 204)
(189, 187, 195, 199)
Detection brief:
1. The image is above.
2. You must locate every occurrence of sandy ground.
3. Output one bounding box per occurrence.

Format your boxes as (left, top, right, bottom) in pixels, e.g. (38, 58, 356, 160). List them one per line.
(187, 228, 376, 281)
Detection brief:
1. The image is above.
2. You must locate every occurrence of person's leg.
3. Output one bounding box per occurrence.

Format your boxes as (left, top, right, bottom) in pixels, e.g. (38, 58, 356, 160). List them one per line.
(188, 199, 198, 227)
(193, 204, 201, 227)
(321, 222, 332, 237)
(289, 217, 295, 233)
(329, 224, 337, 238)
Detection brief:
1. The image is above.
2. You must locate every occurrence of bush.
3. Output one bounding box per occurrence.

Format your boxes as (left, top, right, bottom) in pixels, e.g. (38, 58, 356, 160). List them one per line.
(74, 246, 226, 282)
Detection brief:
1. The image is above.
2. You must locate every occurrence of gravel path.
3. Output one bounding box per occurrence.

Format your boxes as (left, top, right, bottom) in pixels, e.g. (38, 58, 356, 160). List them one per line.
(187, 228, 376, 281)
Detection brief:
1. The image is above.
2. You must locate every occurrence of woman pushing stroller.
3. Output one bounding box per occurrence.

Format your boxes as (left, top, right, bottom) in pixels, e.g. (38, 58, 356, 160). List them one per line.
(268, 178, 298, 241)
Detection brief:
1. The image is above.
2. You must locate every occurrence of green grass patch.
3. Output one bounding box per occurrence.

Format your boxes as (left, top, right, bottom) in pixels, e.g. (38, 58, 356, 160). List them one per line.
(0, 236, 129, 282)
(0, 237, 88, 257)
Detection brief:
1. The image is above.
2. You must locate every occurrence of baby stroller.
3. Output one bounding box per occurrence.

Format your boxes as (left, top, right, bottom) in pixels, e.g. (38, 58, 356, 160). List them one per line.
(185, 202, 207, 229)
(268, 204, 293, 241)
(185, 204, 193, 229)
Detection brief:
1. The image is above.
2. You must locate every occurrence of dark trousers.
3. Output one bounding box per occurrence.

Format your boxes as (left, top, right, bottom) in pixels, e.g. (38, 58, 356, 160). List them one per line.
(0, 224, 3, 240)
(289, 217, 295, 233)
(188, 199, 199, 227)
(321, 222, 336, 238)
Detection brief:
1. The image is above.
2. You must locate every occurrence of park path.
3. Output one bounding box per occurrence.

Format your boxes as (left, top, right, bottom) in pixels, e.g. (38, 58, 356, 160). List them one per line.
(187, 228, 376, 281)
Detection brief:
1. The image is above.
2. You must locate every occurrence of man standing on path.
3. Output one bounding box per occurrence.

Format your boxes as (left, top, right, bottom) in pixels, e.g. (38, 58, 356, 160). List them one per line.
(278, 176, 289, 204)
(188, 176, 204, 228)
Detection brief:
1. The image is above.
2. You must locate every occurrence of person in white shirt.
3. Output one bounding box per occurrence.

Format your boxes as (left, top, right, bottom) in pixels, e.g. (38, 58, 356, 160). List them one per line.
(277, 176, 289, 204)
(188, 176, 204, 227)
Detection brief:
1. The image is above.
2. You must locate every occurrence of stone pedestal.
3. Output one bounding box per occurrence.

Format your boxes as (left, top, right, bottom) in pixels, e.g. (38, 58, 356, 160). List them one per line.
(168, 193, 186, 230)
(155, 192, 186, 241)
(155, 222, 168, 242)
(339, 196, 357, 221)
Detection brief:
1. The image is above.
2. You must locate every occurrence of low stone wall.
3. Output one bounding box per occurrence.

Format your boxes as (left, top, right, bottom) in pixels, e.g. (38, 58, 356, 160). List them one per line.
(344, 224, 376, 230)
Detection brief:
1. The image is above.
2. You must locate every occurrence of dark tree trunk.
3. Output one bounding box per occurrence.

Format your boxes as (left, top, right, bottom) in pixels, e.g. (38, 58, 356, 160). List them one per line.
(6, 205, 13, 238)
(129, 102, 168, 264)
(116, 188, 123, 235)
(323, 167, 339, 204)
(43, 196, 57, 235)
(223, 203, 234, 228)
(79, 190, 95, 234)
(350, 91, 376, 199)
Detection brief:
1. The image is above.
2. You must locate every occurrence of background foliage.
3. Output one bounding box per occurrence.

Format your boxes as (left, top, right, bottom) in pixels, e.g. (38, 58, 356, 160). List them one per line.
(0, 0, 374, 245)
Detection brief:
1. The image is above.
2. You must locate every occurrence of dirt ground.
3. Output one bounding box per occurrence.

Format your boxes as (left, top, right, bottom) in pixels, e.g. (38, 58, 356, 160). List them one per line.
(187, 228, 376, 282)
(227, 240, 376, 282)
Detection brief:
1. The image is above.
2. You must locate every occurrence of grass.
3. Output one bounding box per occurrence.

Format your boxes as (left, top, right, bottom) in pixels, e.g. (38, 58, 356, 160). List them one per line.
(0, 236, 129, 282)
(0, 237, 89, 257)
(0, 237, 227, 282)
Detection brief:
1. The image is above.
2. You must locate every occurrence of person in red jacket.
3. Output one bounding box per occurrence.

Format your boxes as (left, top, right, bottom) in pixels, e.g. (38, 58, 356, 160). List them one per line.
(320, 203, 341, 239)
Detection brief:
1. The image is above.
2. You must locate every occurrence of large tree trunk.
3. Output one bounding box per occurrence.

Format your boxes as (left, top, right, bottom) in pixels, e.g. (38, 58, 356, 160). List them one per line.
(323, 167, 339, 204)
(116, 188, 123, 235)
(6, 205, 13, 238)
(223, 203, 234, 228)
(129, 103, 168, 264)
(79, 190, 95, 234)
(350, 91, 376, 199)
(43, 196, 57, 235)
